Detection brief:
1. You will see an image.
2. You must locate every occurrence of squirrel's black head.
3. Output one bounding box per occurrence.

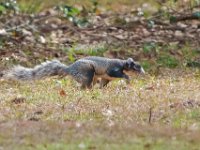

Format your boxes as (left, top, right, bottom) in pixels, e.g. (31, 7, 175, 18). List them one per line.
(124, 58, 145, 75)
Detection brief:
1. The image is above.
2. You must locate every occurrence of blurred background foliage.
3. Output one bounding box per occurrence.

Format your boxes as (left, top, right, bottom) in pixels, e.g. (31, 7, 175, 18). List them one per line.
(0, 0, 200, 73)
(0, 0, 199, 14)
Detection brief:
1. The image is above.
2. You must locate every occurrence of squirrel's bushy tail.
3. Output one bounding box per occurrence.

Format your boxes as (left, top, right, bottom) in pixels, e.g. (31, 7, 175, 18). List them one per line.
(4, 60, 69, 81)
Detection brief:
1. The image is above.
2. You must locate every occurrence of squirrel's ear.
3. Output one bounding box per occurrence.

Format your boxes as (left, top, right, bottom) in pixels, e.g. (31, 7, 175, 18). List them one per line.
(125, 58, 134, 69)
(127, 58, 134, 63)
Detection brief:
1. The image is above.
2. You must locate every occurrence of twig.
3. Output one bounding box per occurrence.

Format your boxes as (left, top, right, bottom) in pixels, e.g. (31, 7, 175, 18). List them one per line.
(170, 14, 200, 23)
(5, 14, 58, 32)
(148, 107, 153, 124)
(157, 26, 185, 31)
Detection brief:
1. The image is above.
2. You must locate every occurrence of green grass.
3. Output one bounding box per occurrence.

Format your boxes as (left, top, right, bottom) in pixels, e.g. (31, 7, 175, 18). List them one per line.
(0, 69, 200, 149)
(16, 0, 158, 13)
(63, 43, 108, 62)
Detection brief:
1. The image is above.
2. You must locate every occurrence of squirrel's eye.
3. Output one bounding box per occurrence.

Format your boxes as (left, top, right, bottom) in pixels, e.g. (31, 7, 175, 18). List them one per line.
(134, 64, 141, 70)
(125, 62, 131, 69)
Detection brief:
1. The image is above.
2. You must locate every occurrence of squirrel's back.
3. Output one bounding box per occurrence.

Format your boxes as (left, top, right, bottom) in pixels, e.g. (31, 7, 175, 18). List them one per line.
(78, 56, 125, 75)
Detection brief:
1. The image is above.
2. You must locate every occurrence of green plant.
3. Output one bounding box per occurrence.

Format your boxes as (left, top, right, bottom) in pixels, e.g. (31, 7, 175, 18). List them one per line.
(58, 5, 89, 28)
(0, 0, 19, 15)
(75, 46, 107, 56)
(141, 60, 151, 71)
(91, 0, 99, 13)
(143, 42, 160, 55)
(63, 43, 108, 59)
(66, 48, 76, 62)
(157, 55, 179, 68)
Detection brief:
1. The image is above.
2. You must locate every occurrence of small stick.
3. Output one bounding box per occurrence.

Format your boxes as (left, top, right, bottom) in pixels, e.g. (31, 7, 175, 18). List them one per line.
(148, 107, 153, 124)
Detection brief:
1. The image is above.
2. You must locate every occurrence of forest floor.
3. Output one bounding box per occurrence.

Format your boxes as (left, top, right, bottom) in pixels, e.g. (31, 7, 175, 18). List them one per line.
(0, 69, 200, 150)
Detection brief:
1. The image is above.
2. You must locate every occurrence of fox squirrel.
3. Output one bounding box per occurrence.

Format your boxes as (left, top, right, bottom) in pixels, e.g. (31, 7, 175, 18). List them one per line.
(3, 56, 145, 88)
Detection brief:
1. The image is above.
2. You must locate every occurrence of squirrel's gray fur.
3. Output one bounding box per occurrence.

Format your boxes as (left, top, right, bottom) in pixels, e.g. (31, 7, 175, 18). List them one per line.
(3, 56, 145, 88)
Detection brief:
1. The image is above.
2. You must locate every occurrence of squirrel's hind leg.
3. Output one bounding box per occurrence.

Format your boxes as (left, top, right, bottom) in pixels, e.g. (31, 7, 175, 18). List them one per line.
(80, 69, 95, 89)
(100, 79, 110, 88)
(70, 61, 95, 89)
(77, 67, 95, 89)
(92, 76, 98, 87)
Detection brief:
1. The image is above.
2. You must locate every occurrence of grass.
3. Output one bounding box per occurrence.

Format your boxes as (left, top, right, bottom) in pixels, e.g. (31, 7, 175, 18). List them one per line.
(0, 68, 200, 150)
(16, 0, 158, 13)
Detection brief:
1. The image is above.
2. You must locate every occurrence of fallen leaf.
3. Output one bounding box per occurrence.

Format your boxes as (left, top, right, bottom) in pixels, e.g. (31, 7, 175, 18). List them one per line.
(59, 89, 67, 97)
